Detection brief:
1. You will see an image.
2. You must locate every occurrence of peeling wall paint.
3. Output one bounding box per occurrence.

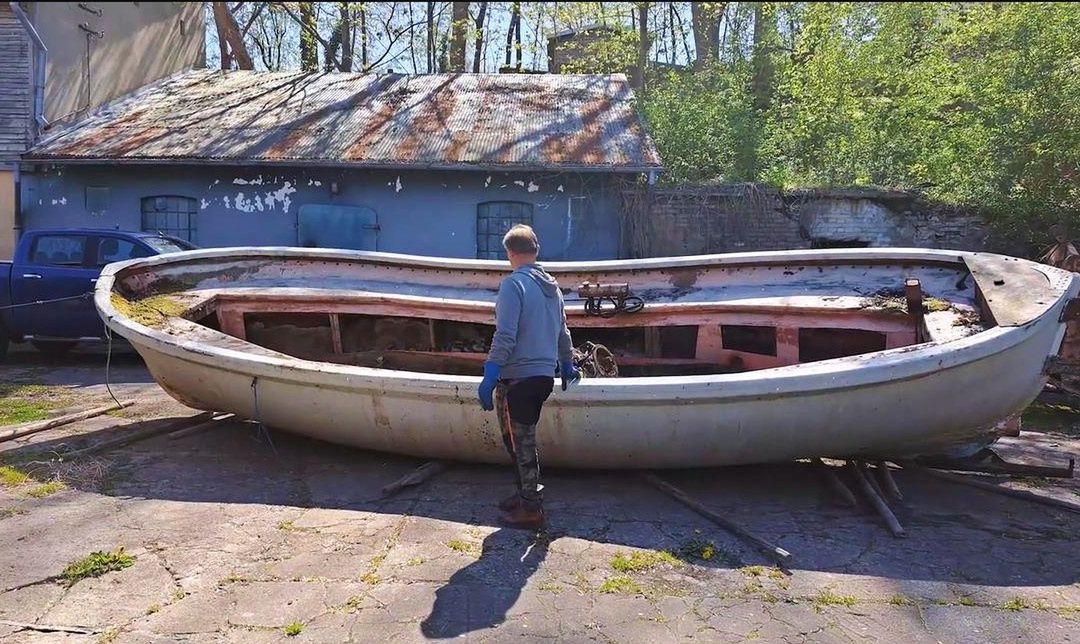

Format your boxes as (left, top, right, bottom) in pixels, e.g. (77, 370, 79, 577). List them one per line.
(20, 166, 626, 259)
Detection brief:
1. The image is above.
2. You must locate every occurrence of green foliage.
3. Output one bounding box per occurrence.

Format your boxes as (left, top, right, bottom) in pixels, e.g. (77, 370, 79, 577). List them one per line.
(284, 621, 304, 636)
(62, 548, 135, 587)
(641, 2, 1080, 245)
(557, 29, 640, 76)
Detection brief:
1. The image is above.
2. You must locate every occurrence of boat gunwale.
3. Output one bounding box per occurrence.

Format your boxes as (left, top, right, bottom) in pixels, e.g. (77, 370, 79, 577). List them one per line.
(95, 247, 1077, 401)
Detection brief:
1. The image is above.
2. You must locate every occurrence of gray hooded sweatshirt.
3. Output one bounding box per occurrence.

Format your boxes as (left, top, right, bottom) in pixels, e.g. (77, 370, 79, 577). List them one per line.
(488, 264, 574, 380)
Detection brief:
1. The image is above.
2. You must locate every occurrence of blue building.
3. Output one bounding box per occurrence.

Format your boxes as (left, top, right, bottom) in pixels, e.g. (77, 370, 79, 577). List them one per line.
(18, 70, 661, 260)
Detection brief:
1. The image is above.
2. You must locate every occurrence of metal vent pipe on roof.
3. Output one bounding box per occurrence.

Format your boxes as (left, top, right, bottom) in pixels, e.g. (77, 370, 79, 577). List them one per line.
(9, 2, 49, 131)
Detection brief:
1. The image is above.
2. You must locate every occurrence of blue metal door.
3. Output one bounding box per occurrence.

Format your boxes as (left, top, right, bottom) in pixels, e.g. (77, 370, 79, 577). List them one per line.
(12, 233, 102, 338)
(297, 205, 379, 250)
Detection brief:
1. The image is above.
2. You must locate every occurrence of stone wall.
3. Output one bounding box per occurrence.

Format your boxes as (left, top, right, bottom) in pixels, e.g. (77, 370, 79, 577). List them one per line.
(622, 185, 992, 258)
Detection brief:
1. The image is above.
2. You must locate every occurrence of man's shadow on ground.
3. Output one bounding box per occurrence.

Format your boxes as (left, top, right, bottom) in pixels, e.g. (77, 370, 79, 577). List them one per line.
(421, 527, 550, 639)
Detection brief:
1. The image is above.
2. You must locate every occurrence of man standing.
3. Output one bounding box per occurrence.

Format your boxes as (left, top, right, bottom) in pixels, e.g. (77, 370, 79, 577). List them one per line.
(478, 224, 579, 530)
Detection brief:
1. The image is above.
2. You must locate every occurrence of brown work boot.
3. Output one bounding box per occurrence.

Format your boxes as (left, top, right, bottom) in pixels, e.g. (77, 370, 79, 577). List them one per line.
(498, 504, 545, 530)
(497, 493, 521, 512)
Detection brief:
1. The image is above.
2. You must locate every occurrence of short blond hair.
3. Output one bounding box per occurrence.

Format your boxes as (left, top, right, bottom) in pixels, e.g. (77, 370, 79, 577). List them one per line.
(503, 224, 539, 255)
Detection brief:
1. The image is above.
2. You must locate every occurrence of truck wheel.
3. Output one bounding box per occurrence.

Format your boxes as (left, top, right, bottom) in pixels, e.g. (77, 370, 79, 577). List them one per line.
(31, 340, 77, 357)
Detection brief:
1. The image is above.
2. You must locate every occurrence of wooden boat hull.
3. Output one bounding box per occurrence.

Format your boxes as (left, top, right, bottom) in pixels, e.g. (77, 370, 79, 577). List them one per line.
(95, 248, 1077, 469)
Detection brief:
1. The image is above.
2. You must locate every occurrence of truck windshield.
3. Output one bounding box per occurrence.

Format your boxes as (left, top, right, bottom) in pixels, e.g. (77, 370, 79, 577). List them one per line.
(142, 236, 195, 254)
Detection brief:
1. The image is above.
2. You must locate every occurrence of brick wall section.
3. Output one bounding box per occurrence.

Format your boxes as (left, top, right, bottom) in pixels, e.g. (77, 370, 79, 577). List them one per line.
(622, 186, 991, 257)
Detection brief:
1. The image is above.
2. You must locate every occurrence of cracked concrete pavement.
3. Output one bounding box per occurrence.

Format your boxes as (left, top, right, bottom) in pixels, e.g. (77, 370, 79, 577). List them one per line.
(1, 348, 1079, 642)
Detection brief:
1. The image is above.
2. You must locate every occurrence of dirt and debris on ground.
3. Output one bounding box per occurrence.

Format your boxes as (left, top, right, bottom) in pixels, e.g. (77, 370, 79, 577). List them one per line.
(1, 345, 1079, 643)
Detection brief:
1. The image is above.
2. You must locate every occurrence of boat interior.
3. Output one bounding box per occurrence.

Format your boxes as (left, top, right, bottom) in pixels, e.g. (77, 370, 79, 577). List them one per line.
(137, 262, 992, 378)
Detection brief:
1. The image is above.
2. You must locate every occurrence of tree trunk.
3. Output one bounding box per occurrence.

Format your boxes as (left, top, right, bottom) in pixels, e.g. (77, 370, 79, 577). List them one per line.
(751, 2, 775, 113)
(213, 1, 254, 70)
(340, 2, 353, 72)
(299, 2, 318, 72)
(449, 2, 469, 72)
(514, 3, 522, 67)
(472, 2, 487, 73)
(214, 2, 232, 70)
(690, 2, 725, 70)
(636, 2, 648, 90)
(427, 1, 435, 73)
(360, 3, 368, 69)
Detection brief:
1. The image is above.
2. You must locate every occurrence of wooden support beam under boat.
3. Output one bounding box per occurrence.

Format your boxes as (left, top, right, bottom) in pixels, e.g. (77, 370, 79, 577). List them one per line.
(847, 461, 906, 538)
(814, 458, 856, 506)
(875, 461, 904, 502)
(641, 473, 792, 562)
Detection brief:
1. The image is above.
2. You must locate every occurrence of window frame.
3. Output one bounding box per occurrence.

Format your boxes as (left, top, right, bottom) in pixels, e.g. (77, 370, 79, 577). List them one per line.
(476, 200, 535, 260)
(141, 195, 198, 243)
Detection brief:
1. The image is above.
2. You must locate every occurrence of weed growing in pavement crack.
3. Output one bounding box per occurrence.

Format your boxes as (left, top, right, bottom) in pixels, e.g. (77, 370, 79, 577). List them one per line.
(599, 575, 642, 595)
(284, 622, 303, 636)
(27, 480, 66, 498)
(446, 539, 480, 556)
(812, 589, 858, 612)
(611, 550, 681, 573)
(61, 548, 135, 587)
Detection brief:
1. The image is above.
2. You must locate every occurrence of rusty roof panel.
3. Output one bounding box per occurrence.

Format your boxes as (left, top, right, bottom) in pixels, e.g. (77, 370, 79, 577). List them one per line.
(26, 70, 662, 171)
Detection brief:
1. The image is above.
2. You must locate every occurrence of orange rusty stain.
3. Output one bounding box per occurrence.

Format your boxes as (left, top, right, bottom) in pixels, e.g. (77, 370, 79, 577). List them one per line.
(105, 126, 170, 157)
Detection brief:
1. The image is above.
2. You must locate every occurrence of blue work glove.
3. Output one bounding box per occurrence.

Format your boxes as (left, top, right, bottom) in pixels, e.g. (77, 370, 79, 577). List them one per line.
(560, 361, 580, 391)
(478, 361, 501, 411)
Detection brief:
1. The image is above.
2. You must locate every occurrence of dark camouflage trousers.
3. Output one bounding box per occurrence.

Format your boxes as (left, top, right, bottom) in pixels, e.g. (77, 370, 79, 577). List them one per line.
(494, 377, 553, 510)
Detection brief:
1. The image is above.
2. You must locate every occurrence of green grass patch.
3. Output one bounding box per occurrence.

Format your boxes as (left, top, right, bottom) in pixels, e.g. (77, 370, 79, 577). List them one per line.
(27, 480, 66, 498)
(61, 548, 135, 587)
(888, 594, 916, 606)
(406, 557, 424, 566)
(447, 539, 480, 556)
(284, 621, 303, 636)
(813, 589, 858, 611)
(538, 581, 563, 594)
(599, 575, 642, 595)
(611, 550, 681, 573)
(0, 384, 72, 426)
(0, 465, 31, 487)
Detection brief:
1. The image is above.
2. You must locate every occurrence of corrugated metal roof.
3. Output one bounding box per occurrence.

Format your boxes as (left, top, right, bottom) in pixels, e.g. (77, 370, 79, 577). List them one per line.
(25, 70, 663, 172)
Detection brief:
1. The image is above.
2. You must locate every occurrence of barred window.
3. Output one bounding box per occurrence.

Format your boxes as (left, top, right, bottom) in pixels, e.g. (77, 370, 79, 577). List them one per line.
(476, 201, 534, 260)
(141, 196, 197, 243)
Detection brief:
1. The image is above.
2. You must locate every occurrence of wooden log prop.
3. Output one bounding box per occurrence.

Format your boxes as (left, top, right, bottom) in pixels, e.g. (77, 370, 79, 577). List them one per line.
(910, 465, 1080, 515)
(62, 412, 217, 459)
(166, 414, 236, 441)
(814, 458, 856, 506)
(381, 461, 447, 497)
(0, 400, 136, 444)
(875, 461, 904, 501)
(847, 461, 906, 538)
(641, 473, 792, 562)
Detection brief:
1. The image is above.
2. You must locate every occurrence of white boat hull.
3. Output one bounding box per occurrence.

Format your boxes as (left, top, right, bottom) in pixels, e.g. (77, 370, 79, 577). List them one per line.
(96, 247, 1077, 469)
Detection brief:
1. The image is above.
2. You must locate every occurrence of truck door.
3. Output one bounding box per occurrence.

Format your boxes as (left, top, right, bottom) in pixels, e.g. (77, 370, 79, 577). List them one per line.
(11, 233, 103, 339)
